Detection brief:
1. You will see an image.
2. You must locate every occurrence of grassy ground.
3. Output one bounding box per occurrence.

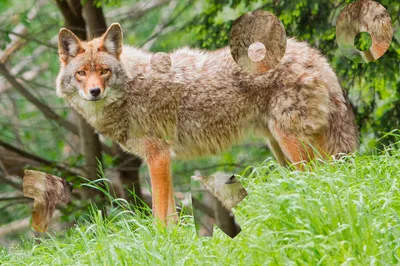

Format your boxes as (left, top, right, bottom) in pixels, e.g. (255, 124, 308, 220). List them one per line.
(1, 148, 400, 265)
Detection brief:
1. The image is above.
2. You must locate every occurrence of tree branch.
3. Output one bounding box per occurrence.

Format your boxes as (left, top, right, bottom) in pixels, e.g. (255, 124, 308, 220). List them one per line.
(0, 29, 57, 50)
(0, 140, 82, 177)
(0, 63, 79, 135)
(0, 0, 46, 63)
(0, 159, 23, 190)
(140, 1, 195, 49)
(10, 35, 57, 76)
(0, 196, 30, 202)
(0, 173, 23, 191)
(142, 0, 179, 50)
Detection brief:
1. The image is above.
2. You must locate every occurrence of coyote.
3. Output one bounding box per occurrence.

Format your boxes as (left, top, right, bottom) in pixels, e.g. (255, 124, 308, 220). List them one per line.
(56, 23, 358, 225)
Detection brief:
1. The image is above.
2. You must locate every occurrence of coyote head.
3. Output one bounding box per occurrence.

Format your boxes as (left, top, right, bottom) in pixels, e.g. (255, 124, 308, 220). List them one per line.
(56, 23, 128, 102)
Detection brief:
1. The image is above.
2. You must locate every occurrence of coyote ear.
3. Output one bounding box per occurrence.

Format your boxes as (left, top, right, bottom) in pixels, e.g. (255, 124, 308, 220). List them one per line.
(58, 29, 83, 64)
(100, 23, 123, 58)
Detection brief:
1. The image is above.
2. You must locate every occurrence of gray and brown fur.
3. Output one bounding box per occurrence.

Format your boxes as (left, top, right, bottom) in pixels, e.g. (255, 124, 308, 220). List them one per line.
(193, 173, 248, 211)
(336, 0, 393, 62)
(56, 23, 359, 224)
(23, 170, 72, 232)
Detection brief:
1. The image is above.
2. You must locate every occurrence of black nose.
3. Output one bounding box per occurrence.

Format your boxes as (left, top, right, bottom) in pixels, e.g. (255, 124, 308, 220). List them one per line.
(89, 87, 101, 97)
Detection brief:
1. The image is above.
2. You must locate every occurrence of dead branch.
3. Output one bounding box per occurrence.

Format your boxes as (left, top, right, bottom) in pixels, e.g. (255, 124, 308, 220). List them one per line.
(0, 157, 24, 190)
(193, 172, 248, 211)
(0, 39, 25, 64)
(191, 197, 215, 218)
(0, 190, 23, 198)
(6, 92, 25, 145)
(0, 141, 53, 166)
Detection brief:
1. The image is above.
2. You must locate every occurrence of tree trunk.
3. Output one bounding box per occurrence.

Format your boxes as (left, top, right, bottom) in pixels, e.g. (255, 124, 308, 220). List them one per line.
(78, 119, 103, 182)
(116, 147, 143, 202)
(82, 0, 108, 39)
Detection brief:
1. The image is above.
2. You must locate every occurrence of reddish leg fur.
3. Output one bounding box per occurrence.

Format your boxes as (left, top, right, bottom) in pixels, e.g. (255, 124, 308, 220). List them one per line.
(146, 142, 177, 225)
(272, 124, 327, 170)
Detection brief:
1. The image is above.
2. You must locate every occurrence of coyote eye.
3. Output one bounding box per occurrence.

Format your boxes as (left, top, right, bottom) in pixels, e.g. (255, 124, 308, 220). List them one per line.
(100, 69, 110, 75)
(77, 71, 86, 76)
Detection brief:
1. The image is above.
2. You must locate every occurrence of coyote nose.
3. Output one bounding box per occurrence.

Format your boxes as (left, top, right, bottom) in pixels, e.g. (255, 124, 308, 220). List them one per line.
(89, 87, 101, 97)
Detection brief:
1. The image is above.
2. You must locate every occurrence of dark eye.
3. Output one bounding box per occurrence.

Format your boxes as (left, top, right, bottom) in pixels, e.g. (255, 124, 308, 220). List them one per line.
(77, 71, 86, 76)
(100, 69, 110, 75)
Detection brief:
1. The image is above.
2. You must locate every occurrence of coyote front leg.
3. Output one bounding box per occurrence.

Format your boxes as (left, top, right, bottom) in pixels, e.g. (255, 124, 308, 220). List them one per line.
(146, 146, 177, 225)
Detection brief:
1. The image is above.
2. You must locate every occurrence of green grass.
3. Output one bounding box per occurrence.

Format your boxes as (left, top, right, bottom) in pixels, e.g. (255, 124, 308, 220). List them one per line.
(1, 148, 400, 265)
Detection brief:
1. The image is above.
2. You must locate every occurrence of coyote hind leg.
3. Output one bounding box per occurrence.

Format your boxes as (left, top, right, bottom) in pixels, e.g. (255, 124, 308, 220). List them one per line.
(272, 125, 327, 170)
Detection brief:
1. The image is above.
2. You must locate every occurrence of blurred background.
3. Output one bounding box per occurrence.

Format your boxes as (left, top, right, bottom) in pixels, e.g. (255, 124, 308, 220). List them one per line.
(0, 0, 398, 245)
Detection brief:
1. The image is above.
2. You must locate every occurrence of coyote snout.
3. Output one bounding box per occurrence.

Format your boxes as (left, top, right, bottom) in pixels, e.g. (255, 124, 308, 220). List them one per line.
(75, 64, 110, 101)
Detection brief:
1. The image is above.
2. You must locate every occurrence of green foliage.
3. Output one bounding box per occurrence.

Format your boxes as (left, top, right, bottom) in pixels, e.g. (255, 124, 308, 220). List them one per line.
(355, 32, 372, 51)
(92, 0, 123, 8)
(2, 147, 400, 264)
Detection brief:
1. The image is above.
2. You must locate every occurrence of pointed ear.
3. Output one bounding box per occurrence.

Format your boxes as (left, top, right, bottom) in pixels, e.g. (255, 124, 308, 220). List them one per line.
(58, 28, 83, 64)
(99, 23, 123, 58)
